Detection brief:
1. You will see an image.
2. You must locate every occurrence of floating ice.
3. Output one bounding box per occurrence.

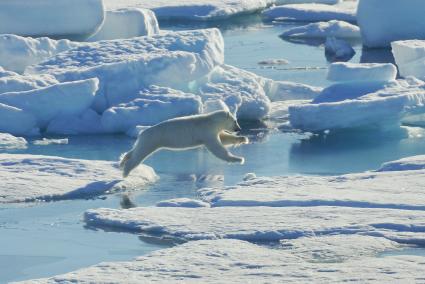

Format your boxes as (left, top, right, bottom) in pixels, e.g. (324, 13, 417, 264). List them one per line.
(46, 109, 106, 135)
(156, 198, 211, 208)
(262, 3, 357, 23)
(0, 79, 99, 129)
(101, 86, 202, 133)
(0, 154, 157, 203)
(17, 237, 425, 283)
(357, 0, 425, 48)
(28, 29, 224, 112)
(0, 103, 38, 136)
(392, 40, 425, 80)
(0, 133, 27, 150)
(0, 0, 105, 39)
(281, 20, 360, 39)
(32, 138, 69, 146)
(262, 80, 322, 101)
(324, 37, 355, 62)
(88, 8, 160, 41)
(0, 34, 79, 73)
(377, 155, 425, 172)
(0, 71, 58, 94)
(257, 59, 289, 66)
(327, 62, 397, 82)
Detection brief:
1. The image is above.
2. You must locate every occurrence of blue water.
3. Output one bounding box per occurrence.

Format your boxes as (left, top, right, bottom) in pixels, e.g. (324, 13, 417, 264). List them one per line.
(1, 20, 424, 283)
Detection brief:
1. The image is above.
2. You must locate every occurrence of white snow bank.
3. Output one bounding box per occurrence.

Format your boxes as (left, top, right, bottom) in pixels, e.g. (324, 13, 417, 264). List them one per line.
(357, 0, 425, 48)
(392, 40, 425, 80)
(0, 71, 58, 95)
(18, 237, 425, 283)
(199, 163, 425, 210)
(85, 205, 425, 243)
(262, 3, 357, 23)
(0, 133, 27, 150)
(0, 154, 157, 203)
(263, 80, 322, 101)
(0, 34, 79, 73)
(156, 198, 211, 208)
(101, 86, 203, 133)
(281, 20, 360, 39)
(28, 29, 224, 112)
(0, 0, 105, 39)
(0, 79, 99, 128)
(324, 37, 355, 62)
(327, 62, 397, 82)
(0, 103, 38, 136)
(88, 8, 160, 41)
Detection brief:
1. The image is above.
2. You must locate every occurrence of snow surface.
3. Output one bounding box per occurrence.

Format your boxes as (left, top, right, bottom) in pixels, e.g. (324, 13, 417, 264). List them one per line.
(357, 0, 425, 48)
(0, 133, 27, 150)
(0, 78, 98, 129)
(377, 155, 425, 172)
(88, 8, 160, 41)
(0, 71, 58, 95)
(156, 198, 211, 208)
(262, 3, 357, 23)
(0, 0, 105, 39)
(0, 154, 157, 203)
(327, 62, 397, 82)
(28, 29, 224, 113)
(281, 20, 360, 39)
(32, 138, 69, 146)
(0, 34, 79, 73)
(0, 103, 38, 136)
(101, 86, 203, 133)
(324, 37, 355, 62)
(392, 40, 425, 80)
(17, 237, 425, 283)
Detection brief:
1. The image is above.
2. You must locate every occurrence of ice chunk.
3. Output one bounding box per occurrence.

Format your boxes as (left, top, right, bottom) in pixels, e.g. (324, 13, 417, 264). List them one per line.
(377, 155, 425, 172)
(0, 103, 38, 136)
(289, 81, 425, 131)
(32, 138, 69, 146)
(262, 79, 322, 101)
(101, 86, 203, 133)
(0, 34, 79, 73)
(0, 133, 27, 150)
(392, 40, 425, 80)
(327, 62, 397, 82)
(357, 0, 425, 48)
(0, 0, 105, 39)
(18, 237, 425, 283)
(156, 198, 211, 208)
(88, 8, 160, 41)
(257, 59, 289, 66)
(0, 154, 157, 203)
(0, 72, 58, 94)
(324, 37, 355, 62)
(28, 29, 224, 112)
(46, 109, 106, 135)
(262, 3, 357, 23)
(0, 79, 99, 128)
(281, 20, 360, 39)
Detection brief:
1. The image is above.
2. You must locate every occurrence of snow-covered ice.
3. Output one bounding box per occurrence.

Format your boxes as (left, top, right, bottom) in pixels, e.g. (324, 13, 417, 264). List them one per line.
(377, 155, 425, 172)
(0, 103, 38, 136)
(156, 198, 211, 208)
(46, 109, 105, 135)
(324, 37, 355, 62)
(0, 154, 157, 203)
(0, 34, 79, 73)
(16, 237, 425, 283)
(32, 138, 69, 146)
(101, 86, 203, 133)
(0, 71, 58, 95)
(0, 78, 98, 129)
(28, 29, 224, 112)
(327, 62, 397, 82)
(0, 0, 105, 39)
(281, 20, 360, 39)
(262, 3, 357, 23)
(88, 8, 160, 41)
(357, 0, 425, 48)
(392, 40, 425, 80)
(0, 133, 27, 150)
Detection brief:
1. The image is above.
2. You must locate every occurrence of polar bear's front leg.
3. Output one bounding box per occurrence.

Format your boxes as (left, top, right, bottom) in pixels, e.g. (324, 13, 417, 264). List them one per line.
(219, 132, 249, 146)
(205, 137, 245, 164)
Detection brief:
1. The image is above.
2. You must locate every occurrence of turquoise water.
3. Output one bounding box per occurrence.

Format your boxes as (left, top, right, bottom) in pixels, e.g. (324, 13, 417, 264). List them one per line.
(1, 21, 425, 283)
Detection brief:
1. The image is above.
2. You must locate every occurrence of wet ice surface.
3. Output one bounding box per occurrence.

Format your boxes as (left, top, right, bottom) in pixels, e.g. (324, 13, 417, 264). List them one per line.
(1, 20, 425, 282)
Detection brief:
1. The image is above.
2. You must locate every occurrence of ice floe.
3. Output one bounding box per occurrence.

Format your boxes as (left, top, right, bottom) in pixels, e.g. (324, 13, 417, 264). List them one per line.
(358, 0, 425, 48)
(0, 0, 105, 39)
(281, 20, 360, 39)
(156, 198, 211, 208)
(377, 155, 425, 172)
(88, 8, 160, 41)
(27, 29, 224, 113)
(0, 103, 39, 136)
(0, 154, 157, 203)
(32, 138, 69, 146)
(0, 133, 27, 150)
(262, 3, 357, 23)
(0, 70, 58, 95)
(324, 37, 355, 62)
(17, 237, 425, 283)
(392, 40, 425, 80)
(46, 109, 105, 135)
(327, 62, 397, 82)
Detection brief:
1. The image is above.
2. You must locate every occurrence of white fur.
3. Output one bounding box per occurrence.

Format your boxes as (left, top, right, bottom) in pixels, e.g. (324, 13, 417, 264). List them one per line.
(120, 110, 248, 177)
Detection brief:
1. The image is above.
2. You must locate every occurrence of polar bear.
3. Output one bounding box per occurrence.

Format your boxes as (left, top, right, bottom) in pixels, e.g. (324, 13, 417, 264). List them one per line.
(120, 110, 249, 177)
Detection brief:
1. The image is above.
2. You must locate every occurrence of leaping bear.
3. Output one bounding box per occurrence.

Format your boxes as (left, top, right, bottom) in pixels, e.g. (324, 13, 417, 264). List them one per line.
(120, 110, 249, 177)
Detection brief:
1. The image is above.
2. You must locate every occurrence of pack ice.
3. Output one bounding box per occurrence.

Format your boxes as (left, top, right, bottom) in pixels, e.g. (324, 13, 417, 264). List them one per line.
(288, 62, 425, 132)
(281, 20, 360, 39)
(357, 0, 425, 48)
(15, 237, 425, 283)
(0, 154, 157, 203)
(392, 40, 425, 80)
(0, 0, 105, 39)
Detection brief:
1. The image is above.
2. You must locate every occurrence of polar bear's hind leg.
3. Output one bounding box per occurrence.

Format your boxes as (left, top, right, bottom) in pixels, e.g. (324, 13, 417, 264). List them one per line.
(121, 144, 158, 178)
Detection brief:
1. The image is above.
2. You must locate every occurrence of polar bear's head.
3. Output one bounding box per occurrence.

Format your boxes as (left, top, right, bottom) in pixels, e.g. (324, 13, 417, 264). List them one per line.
(211, 110, 241, 132)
